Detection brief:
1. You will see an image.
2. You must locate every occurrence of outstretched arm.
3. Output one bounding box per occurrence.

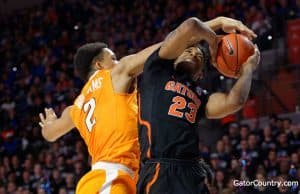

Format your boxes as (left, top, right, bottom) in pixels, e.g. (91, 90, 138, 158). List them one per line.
(39, 107, 75, 142)
(113, 42, 162, 77)
(158, 17, 217, 60)
(205, 46, 260, 119)
(158, 16, 256, 62)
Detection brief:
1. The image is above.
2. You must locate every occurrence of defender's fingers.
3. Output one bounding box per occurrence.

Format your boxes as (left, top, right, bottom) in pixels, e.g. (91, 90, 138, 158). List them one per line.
(45, 108, 52, 117)
(39, 113, 45, 123)
(48, 108, 56, 116)
(39, 122, 44, 128)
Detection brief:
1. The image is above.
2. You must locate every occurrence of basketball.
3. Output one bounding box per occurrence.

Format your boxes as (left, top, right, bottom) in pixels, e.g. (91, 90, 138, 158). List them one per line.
(216, 34, 255, 78)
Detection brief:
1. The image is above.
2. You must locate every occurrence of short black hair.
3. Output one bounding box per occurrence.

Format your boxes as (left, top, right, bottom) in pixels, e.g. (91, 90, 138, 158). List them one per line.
(197, 42, 210, 67)
(74, 42, 108, 81)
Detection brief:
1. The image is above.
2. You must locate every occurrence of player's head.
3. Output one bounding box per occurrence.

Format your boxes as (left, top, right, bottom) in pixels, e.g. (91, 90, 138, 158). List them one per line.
(174, 43, 210, 82)
(74, 42, 119, 81)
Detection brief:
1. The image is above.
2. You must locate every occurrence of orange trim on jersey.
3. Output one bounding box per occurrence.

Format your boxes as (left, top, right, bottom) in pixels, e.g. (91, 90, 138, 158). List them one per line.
(138, 95, 152, 158)
(146, 163, 160, 194)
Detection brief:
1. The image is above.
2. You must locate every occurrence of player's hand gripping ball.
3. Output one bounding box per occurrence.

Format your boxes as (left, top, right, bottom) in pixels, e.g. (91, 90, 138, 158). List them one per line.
(215, 34, 254, 78)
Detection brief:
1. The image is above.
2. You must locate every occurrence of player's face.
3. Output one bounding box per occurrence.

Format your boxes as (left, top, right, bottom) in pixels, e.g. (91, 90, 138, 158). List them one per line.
(174, 46, 205, 81)
(98, 48, 119, 69)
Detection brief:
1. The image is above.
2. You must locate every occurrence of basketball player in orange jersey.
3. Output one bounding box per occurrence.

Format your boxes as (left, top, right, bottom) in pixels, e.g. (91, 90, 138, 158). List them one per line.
(38, 41, 161, 194)
(38, 17, 255, 194)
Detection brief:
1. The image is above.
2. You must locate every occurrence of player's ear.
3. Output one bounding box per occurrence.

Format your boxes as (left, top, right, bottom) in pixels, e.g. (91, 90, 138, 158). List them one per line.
(94, 61, 103, 70)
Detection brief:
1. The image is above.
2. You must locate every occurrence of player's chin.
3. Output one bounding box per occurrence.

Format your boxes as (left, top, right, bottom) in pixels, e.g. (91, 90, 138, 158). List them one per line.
(175, 61, 195, 73)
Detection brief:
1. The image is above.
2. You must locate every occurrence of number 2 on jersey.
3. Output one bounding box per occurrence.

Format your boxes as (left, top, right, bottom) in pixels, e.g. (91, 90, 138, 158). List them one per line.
(168, 96, 198, 123)
(83, 98, 96, 132)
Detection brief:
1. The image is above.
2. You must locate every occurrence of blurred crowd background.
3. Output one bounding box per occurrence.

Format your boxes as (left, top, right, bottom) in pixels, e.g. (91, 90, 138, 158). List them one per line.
(0, 0, 299, 193)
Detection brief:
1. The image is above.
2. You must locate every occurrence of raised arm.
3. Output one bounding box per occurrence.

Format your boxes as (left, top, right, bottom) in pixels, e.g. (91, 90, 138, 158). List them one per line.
(159, 17, 217, 60)
(206, 46, 260, 119)
(113, 42, 162, 78)
(158, 16, 257, 61)
(39, 106, 74, 142)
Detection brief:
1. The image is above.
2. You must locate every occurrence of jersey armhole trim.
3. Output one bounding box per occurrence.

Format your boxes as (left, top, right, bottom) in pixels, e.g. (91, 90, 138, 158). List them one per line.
(109, 70, 138, 96)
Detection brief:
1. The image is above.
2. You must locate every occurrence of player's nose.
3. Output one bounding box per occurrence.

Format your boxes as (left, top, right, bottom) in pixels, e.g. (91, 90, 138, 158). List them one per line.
(192, 55, 200, 63)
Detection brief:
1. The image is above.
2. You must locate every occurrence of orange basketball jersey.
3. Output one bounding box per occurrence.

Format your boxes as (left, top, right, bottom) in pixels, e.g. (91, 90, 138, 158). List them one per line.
(69, 70, 139, 174)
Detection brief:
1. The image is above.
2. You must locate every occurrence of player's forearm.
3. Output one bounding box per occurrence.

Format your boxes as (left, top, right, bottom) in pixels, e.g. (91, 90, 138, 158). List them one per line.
(123, 42, 162, 76)
(137, 42, 162, 66)
(225, 45, 259, 111)
(226, 70, 253, 110)
(142, 42, 162, 55)
(204, 17, 223, 31)
(186, 17, 217, 46)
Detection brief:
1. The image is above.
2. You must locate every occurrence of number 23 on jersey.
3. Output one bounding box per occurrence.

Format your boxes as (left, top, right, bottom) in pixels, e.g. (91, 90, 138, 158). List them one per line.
(168, 96, 198, 124)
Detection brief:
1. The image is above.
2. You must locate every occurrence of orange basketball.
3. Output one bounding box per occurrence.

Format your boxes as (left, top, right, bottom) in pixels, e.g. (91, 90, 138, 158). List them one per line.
(216, 34, 254, 79)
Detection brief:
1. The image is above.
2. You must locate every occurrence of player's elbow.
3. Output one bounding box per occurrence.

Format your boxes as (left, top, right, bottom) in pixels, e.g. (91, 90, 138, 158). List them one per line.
(184, 18, 199, 32)
(236, 95, 248, 108)
(220, 96, 246, 117)
(184, 17, 205, 35)
(226, 99, 245, 114)
(227, 89, 248, 107)
(41, 128, 58, 142)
